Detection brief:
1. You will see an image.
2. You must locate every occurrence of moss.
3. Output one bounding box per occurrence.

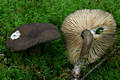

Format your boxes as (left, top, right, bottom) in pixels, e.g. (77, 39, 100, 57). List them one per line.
(0, 0, 120, 80)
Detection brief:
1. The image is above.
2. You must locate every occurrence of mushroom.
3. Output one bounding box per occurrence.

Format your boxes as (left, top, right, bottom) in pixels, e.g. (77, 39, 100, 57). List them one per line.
(61, 9, 116, 79)
(6, 23, 60, 52)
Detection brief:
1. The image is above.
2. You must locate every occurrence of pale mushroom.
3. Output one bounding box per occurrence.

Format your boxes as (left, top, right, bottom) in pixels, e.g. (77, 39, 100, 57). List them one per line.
(61, 9, 117, 79)
(6, 23, 60, 52)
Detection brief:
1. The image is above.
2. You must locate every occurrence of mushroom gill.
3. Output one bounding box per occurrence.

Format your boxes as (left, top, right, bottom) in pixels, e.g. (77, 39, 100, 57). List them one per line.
(61, 9, 117, 65)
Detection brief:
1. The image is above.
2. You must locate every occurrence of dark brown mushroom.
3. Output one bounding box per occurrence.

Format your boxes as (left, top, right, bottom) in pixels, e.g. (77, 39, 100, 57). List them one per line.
(6, 23, 60, 51)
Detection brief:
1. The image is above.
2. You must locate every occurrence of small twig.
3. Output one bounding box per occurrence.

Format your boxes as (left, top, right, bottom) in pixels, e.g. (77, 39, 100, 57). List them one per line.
(80, 47, 119, 80)
(71, 64, 81, 80)
(0, 54, 5, 56)
(81, 56, 108, 80)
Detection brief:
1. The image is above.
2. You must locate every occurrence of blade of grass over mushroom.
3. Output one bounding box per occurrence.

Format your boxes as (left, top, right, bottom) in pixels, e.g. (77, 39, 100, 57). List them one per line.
(1, 0, 120, 80)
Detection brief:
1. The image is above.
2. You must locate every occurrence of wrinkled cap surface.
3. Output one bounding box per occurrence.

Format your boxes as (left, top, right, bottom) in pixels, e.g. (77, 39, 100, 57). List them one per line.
(6, 23, 60, 51)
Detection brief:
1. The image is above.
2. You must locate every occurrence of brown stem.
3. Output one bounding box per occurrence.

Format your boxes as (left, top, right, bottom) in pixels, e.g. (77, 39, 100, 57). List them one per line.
(80, 29, 93, 57)
(72, 29, 93, 80)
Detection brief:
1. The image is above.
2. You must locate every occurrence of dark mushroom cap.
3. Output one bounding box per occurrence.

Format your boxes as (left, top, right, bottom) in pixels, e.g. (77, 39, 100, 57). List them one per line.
(6, 23, 60, 51)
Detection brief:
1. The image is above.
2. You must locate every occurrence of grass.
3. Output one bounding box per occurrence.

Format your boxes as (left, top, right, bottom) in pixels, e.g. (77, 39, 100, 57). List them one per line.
(0, 0, 120, 80)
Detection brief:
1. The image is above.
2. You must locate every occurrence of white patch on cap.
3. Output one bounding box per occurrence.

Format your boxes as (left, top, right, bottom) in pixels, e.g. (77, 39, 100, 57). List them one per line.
(10, 30, 21, 40)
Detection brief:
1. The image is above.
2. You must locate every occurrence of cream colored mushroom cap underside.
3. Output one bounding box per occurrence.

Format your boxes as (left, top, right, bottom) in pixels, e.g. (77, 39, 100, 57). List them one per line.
(61, 9, 116, 65)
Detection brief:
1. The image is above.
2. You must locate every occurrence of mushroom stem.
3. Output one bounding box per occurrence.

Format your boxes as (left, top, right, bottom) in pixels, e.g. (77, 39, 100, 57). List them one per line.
(72, 29, 93, 80)
(29, 45, 41, 54)
(80, 29, 93, 57)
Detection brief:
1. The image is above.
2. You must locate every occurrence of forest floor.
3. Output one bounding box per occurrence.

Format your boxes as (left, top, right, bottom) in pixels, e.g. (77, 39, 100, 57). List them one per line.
(0, 0, 120, 80)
